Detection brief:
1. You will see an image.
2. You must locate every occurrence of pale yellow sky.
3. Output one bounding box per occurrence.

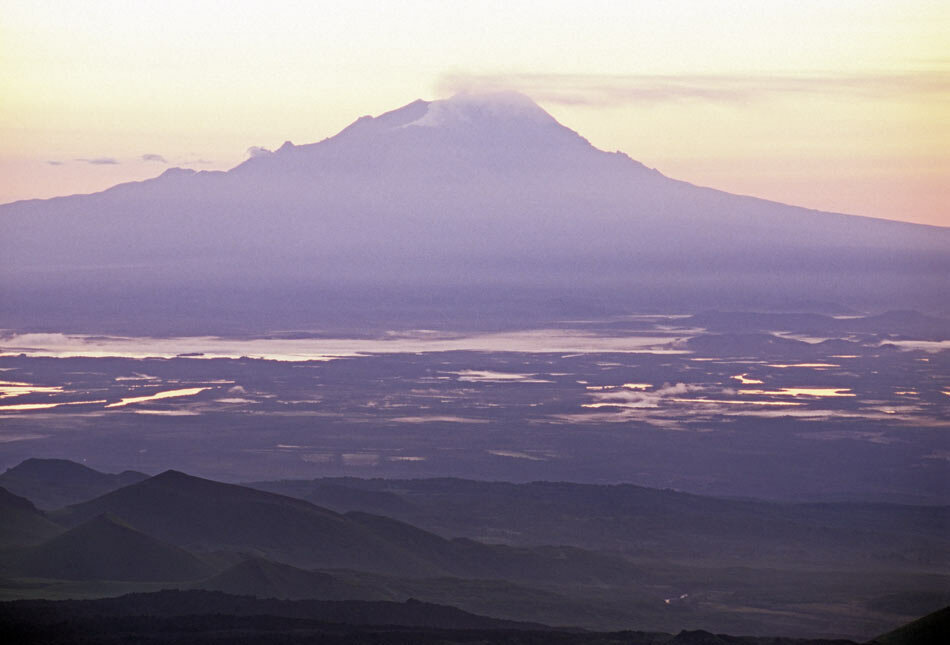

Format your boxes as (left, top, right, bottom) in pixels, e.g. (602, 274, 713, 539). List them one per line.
(1, 0, 948, 225)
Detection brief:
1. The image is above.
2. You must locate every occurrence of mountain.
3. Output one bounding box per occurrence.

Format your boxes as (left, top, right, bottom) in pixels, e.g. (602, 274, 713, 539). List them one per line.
(10, 513, 213, 582)
(194, 557, 383, 601)
(1, 91, 947, 334)
(873, 605, 950, 645)
(0, 589, 552, 636)
(0, 487, 61, 548)
(51, 470, 447, 576)
(0, 458, 148, 510)
(2, 465, 942, 638)
(0, 589, 868, 645)
(50, 470, 645, 584)
(249, 477, 950, 569)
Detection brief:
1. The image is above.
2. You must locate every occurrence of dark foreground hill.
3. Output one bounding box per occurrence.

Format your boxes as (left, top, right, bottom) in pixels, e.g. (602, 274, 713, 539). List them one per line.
(0, 589, 868, 645)
(2, 459, 945, 639)
(873, 605, 950, 645)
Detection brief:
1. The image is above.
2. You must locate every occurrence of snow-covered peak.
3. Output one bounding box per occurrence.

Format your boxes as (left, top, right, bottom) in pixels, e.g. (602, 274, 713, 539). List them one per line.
(403, 91, 558, 130)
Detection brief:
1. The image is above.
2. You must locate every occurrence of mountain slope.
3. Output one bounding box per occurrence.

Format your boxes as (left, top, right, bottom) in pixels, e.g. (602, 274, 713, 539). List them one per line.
(873, 605, 950, 645)
(0, 588, 550, 631)
(1, 92, 946, 319)
(249, 477, 950, 569)
(50, 470, 645, 584)
(51, 470, 447, 576)
(0, 487, 61, 548)
(0, 458, 147, 510)
(11, 513, 213, 581)
(194, 557, 385, 601)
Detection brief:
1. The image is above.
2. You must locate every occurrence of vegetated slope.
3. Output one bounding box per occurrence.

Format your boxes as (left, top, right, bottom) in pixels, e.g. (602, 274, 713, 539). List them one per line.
(1, 588, 550, 629)
(50, 470, 645, 583)
(248, 477, 950, 569)
(193, 557, 386, 601)
(1, 463, 943, 639)
(0, 589, 866, 645)
(11, 514, 213, 582)
(0, 487, 61, 548)
(0, 458, 148, 510)
(52, 470, 444, 576)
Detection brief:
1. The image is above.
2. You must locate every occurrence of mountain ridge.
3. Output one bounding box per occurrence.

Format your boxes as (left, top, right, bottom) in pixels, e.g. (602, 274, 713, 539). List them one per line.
(1, 91, 946, 319)
(10, 513, 214, 581)
(0, 458, 148, 510)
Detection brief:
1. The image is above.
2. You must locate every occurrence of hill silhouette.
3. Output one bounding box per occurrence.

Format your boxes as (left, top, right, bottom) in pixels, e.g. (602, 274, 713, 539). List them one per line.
(0, 487, 61, 547)
(52, 470, 444, 576)
(0, 458, 147, 510)
(250, 476, 950, 569)
(11, 513, 213, 581)
(0, 589, 874, 644)
(51, 470, 645, 583)
(0, 588, 548, 630)
(194, 557, 384, 601)
(873, 605, 950, 645)
(2, 460, 944, 638)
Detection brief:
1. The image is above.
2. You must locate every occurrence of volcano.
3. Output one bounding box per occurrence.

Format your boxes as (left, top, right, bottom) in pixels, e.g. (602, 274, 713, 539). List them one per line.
(1, 92, 946, 329)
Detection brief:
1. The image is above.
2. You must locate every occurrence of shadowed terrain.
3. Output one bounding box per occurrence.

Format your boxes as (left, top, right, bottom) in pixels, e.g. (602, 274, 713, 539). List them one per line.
(0, 461, 945, 639)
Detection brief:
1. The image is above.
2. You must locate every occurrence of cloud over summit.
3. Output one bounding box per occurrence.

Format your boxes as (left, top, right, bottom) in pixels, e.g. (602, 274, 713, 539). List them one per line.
(439, 70, 950, 106)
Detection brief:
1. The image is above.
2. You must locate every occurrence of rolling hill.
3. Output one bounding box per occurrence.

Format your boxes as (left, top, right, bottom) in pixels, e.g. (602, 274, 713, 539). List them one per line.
(11, 513, 213, 582)
(0, 458, 147, 510)
(50, 469, 646, 584)
(0, 487, 61, 548)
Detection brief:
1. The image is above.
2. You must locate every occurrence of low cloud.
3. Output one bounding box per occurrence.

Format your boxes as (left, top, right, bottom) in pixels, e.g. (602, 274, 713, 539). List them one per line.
(246, 146, 272, 158)
(585, 382, 702, 409)
(141, 153, 167, 163)
(46, 160, 64, 166)
(438, 70, 950, 106)
(75, 157, 119, 165)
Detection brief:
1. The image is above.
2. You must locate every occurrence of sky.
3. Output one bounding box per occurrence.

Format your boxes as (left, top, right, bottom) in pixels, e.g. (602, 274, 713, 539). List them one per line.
(1, 0, 948, 226)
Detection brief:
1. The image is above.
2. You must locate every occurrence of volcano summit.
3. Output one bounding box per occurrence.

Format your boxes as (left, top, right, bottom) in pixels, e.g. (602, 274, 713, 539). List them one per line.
(1, 92, 946, 331)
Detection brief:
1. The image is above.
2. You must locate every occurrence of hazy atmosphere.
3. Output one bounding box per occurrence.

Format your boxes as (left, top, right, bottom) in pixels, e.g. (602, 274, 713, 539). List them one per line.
(2, 0, 948, 225)
(0, 3, 947, 644)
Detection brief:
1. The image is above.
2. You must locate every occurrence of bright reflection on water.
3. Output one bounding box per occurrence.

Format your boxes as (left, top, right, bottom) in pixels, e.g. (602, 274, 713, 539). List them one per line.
(0, 331, 689, 361)
(767, 363, 839, 369)
(667, 397, 802, 407)
(881, 340, 950, 352)
(738, 387, 855, 398)
(622, 383, 652, 390)
(0, 380, 64, 399)
(731, 374, 763, 385)
(450, 370, 552, 383)
(0, 399, 106, 412)
(105, 387, 210, 408)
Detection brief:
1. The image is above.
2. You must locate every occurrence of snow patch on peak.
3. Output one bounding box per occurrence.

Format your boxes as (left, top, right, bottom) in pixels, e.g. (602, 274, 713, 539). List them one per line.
(246, 146, 272, 158)
(159, 167, 196, 178)
(404, 91, 556, 129)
